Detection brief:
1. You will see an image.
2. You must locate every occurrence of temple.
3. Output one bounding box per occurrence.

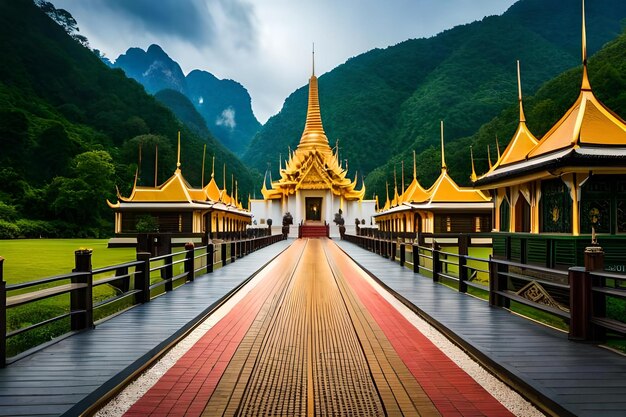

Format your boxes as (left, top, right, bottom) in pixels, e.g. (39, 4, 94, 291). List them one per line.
(474, 0, 626, 270)
(250, 54, 376, 237)
(107, 133, 251, 244)
(374, 121, 492, 234)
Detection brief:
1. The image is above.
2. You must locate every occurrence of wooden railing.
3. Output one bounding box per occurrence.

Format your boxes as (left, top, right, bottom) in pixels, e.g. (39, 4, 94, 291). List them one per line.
(344, 233, 626, 345)
(0, 233, 284, 366)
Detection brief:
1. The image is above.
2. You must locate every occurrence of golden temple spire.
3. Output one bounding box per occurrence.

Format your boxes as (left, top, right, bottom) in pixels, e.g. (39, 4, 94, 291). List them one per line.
(581, 0, 591, 91)
(176, 131, 181, 172)
(394, 166, 398, 195)
(211, 156, 215, 178)
(297, 50, 331, 152)
(201, 144, 206, 187)
(440, 120, 447, 170)
(470, 146, 477, 182)
(413, 150, 417, 180)
(487, 145, 493, 169)
(517, 60, 526, 123)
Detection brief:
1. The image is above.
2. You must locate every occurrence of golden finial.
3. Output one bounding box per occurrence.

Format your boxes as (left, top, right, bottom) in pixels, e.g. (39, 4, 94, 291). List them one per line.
(312, 42, 315, 77)
(401, 160, 405, 193)
(487, 145, 493, 169)
(201, 144, 206, 188)
(154, 143, 159, 187)
(211, 156, 215, 179)
(413, 150, 417, 180)
(517, 60, 526, 123)
(470, 146, 477, 182)
(223, 163, 227, 191)
(176, 131, 181, 171)
(279, 153, 282, 172)
(394, 165, 398, 194)
(496, 135, 501, 159)
(581, 0, 591, 90)
(440, 120, 446, 170)
(386, 181, 390, 204)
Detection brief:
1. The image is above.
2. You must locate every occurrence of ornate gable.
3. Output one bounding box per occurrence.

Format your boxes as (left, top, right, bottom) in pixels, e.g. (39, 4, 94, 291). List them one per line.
(297, 157, 332, 190)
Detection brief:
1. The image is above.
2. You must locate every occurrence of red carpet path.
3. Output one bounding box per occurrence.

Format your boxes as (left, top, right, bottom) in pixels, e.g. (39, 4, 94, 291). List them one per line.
(123, 239, 514, 417)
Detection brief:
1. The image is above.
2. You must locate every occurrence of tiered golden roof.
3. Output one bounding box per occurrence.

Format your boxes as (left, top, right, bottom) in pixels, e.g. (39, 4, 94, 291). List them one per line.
(261, 65, 365, 201)
(108, 133, 246, 212)
(476, 1, 626, 186)
(381, 122, 490, 211)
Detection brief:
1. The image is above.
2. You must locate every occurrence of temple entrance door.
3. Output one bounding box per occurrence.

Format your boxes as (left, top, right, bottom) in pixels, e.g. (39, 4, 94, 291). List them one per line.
(305, 197, 322, 222)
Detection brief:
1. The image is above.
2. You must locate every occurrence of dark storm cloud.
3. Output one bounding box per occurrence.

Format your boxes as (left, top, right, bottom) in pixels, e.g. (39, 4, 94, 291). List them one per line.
(104, 0, 212, 42)
(85, 0, 256, 48)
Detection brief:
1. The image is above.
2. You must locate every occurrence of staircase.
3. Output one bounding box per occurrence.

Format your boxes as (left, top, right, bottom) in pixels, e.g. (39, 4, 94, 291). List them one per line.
(299, 224, 329, 238)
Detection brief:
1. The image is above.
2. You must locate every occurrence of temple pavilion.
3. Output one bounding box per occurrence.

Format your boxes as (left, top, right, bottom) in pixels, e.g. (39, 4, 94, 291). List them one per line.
(107, 133, 251, 242)
(249, 57, 376, 238)
(474, 2, 626, 270)
(374, 122, 492, 235)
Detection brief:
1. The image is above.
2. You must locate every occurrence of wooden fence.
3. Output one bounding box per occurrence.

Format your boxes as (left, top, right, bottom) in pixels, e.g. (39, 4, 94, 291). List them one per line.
(0, 233, 284, 366)
(344, 233, 626, 345)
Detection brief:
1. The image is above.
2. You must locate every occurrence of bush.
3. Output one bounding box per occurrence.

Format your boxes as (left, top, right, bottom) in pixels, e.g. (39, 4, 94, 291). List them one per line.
(0, 220, 20, 239)
(15, 219, 49, 238)
(0, 202, 18, 221)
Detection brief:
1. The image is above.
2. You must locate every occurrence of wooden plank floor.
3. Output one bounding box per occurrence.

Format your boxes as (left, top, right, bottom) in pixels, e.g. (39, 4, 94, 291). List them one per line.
(0, 240, 292, 417)
(336, 240, 626, 417)
(128, 239, 512, 417)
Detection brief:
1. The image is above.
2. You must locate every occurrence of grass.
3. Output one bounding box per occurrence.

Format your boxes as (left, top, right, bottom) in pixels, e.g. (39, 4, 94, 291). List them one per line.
(0, 239, 136, 284)
(0, 239, 136, 358)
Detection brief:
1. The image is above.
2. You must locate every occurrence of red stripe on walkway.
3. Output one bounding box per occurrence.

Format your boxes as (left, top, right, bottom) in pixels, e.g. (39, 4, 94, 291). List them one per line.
(124, 242, 303, 417)
(327, 242, 514, 417)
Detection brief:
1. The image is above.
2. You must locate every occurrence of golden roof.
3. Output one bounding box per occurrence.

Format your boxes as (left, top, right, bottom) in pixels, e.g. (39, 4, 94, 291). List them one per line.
(476, 2, 626, 188)
(108, 133, 247, 211)
(486, 61, 539, 174)
(401, 151, 429, 203)
(528, 8, 626, 159)
(261, 61, 365, 201)
(427, 122, 490, 203)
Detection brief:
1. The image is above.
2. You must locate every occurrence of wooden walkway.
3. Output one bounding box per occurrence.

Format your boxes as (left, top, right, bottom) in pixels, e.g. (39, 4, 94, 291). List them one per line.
(126, 239, 512, 417)
(336, 240, 626, 417)
(0, 240, 292, 417)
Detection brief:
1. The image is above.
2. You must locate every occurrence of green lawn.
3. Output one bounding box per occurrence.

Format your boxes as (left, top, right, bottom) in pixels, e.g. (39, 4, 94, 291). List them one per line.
(0, 239, 136, 284)
(0, 239, 136, 357)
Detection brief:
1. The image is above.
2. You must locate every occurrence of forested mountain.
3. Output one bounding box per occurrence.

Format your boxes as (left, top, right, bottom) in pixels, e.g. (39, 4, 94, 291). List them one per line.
(0, 0, 258, 238)
(244, 0, 626, 199)
(113, 45, 261, 156)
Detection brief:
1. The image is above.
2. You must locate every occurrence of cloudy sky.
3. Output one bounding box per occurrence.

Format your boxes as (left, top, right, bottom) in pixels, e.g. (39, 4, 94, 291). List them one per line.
(52, 0, 518, 123)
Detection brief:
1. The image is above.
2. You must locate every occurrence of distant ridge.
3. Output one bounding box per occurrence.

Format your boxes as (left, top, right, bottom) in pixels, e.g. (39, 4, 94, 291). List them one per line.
(113, 45, 261, 156)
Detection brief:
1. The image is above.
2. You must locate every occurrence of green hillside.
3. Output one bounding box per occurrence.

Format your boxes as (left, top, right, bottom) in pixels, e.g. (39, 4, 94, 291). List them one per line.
(243, 0, 626, 199)
(0, 0, 258, 238)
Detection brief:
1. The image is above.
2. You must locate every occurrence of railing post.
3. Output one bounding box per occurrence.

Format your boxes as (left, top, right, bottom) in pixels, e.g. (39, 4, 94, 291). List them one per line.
(488, 256, 509, 308)
(568, 266, 592, 341)
(221, 242, 227, 266)
(207, 243, 214, 273)
(413, 244, 420, 274)
(71, 249, 93, 331)
(0, 257, 6, 368)
(568, 244, 605, 341)
(184, 242, 195, 282)
(432, 243, 440, 282)
(230, 241, 236, 263)
(164, 253, 173, 292)
(136, 252, 151, 303)
(458, 235, 468, 293)
(400, 243, 406, 267)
